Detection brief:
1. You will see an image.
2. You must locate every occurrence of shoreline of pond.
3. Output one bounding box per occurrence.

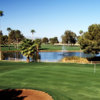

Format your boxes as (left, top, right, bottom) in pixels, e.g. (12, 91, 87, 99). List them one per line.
(1, 50, 82, 52)
(39, 50, 82, 52)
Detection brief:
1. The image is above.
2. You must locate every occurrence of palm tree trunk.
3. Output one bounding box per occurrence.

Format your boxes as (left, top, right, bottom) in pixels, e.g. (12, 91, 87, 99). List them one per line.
(36, 45, 39, 62)
(26, 56, 30, 63)
(8, 38, 11, 50)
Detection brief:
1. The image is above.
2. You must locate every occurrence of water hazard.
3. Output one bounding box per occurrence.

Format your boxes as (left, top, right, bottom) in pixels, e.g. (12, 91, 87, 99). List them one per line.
(1, 51, 100, 62)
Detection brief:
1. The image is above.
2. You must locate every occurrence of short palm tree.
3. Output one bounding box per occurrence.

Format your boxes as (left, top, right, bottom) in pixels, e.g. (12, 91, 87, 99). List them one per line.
(20, 39, 38, 63)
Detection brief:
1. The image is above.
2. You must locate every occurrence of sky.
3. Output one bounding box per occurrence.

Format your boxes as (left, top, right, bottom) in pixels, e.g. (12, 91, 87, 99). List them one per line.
(0, 0, 100, 41)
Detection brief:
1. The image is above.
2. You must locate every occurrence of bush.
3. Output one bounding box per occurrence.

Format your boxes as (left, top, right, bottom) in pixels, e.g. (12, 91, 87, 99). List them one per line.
(61, 56, 89, 64)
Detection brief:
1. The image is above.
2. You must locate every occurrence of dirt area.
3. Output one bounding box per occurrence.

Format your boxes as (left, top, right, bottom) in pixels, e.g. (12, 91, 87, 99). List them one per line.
(0, 89, 53, 100)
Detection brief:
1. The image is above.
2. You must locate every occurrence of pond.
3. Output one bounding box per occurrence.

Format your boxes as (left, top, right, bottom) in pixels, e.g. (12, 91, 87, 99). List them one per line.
(2, 51, 100, 62)
(39, 52, 94, 62)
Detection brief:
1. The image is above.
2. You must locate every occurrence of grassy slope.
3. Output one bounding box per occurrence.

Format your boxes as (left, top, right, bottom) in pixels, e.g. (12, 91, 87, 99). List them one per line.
(41, 44, 80, 51)
(0, 62, 100, 100)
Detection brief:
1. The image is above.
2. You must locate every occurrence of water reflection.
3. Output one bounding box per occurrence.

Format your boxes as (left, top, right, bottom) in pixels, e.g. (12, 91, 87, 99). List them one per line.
(2, 52, 26, 61)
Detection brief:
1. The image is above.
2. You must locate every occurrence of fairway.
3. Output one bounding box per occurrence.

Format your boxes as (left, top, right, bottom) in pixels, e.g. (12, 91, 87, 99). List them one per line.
(41, 44, 80, 51)
(0, 62, 100, 100)
(1, 44, 80, 51)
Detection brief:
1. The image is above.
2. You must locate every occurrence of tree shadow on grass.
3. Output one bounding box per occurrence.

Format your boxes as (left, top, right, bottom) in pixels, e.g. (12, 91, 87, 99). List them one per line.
(0, 89, 26, 100)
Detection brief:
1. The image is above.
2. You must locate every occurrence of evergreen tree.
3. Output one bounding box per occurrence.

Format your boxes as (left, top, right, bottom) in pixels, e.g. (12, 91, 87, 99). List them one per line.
(79, 24, 100, 54)
(42, 37, 49, 44)
(61, 30, 77, 45)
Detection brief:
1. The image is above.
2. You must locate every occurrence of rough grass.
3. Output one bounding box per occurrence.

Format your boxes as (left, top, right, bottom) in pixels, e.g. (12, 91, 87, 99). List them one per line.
(0, 61, 100, 100)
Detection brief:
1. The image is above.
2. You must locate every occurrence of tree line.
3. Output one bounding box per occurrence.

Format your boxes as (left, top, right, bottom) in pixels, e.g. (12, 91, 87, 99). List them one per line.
(0, 11, 77, 46)
(0, 28, 24, 49)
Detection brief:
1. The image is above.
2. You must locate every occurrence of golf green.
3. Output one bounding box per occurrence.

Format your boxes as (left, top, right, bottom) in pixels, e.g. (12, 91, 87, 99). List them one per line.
(0, 61, 100, 100)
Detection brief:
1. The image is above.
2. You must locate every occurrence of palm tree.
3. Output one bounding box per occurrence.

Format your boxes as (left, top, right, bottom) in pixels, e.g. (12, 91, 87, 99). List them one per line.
(7, 27, 12, 32)
(0, 11, 3, 16)
(79, 30, 83, 35)
(7, 27, 12, 50)
(79, 30, 83, 58)
(0, 11, 3, 52)
(20, 39, 38, 63)
(31, 29, 35, 40)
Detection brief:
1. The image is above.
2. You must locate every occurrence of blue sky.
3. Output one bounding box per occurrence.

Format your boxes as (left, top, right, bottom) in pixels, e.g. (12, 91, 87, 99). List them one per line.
(0, 0, 100, 41)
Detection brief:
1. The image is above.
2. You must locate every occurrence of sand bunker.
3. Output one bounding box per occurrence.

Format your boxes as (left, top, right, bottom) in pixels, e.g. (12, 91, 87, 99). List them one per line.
(0, 89, 53, 100)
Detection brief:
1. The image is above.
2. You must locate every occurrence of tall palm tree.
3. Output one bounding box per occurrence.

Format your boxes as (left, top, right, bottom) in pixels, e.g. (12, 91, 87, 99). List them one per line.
(7, 27, 12, 50)
(31, 29, 35, 40)
(0, 11, 3, 16)
(79, 30, 83, 58)
(79, 30, 83, 35)
(0, 11, 3, 52)
(7, 27, 12, 32)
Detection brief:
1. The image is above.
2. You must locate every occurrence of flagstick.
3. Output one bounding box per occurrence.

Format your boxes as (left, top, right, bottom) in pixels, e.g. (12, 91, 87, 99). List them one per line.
(94, 63, 96, 74)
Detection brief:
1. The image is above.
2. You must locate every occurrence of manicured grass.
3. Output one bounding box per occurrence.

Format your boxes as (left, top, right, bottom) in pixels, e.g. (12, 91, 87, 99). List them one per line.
(0, 61, 100, 100)
(41, 44, 80, 51)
